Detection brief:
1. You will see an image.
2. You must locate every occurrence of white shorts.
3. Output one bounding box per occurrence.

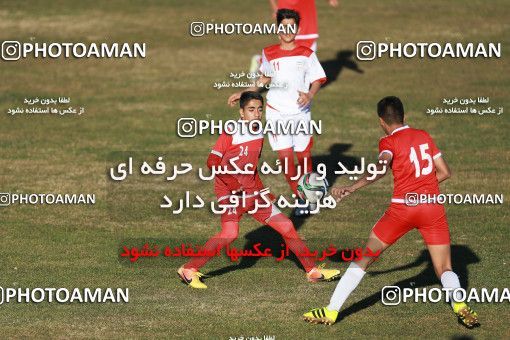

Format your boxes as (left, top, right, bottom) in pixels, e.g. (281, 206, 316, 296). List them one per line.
(265, 106, 312, 152)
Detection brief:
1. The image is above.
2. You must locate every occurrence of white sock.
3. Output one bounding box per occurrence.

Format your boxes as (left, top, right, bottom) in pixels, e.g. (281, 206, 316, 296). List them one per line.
(440, 270, 462, 307)
(327, 262, 366, 311)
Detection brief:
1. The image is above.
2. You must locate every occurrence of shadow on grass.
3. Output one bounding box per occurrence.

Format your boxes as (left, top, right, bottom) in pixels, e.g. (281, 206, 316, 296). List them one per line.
(206, 143, 360, 277)
(321, 50, 363, 89)
(336, 245, 480, 322)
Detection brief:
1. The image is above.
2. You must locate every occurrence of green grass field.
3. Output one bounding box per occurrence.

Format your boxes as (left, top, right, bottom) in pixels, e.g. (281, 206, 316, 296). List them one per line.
(0, 0, 509, 338)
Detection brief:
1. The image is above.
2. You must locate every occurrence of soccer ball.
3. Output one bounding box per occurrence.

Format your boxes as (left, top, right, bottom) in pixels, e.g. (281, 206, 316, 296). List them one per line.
(297, 172, 329, 203)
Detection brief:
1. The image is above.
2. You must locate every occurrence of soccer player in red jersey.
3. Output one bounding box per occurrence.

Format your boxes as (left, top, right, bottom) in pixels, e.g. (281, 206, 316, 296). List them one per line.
(303, 96, 479, 328)
(178, 92, 340, 288)
(231, 9, 326, 216)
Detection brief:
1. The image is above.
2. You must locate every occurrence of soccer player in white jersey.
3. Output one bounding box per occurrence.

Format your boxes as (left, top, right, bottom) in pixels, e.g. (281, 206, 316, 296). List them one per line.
(249, 0, 339, 72)
(228, 9, 327, 215)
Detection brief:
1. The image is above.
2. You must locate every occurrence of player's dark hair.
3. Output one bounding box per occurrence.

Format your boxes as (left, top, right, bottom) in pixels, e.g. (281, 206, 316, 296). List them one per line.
(240, 91, 263, 108)
(377, 96, 405, 124)
(276, 8, 300, 27)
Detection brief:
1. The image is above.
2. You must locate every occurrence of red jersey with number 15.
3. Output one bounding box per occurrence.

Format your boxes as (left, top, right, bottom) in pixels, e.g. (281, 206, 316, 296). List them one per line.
(378, 125, 443, 199)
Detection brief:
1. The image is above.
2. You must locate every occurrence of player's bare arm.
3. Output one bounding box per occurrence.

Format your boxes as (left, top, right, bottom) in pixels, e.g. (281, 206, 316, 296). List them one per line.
(227, 75, 271, 107)
(268, 0, 278, 18)
(297, 80, 322, 107)
(434, 155, 451, 183)
(331, 152, 392, 201)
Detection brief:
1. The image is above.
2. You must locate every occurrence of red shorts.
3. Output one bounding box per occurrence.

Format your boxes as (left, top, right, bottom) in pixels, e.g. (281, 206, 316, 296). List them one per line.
(220, 196, 280, 224)
(372, 203, 450, 245)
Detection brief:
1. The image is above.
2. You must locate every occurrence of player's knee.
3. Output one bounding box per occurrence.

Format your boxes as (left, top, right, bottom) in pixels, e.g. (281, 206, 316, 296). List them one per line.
(219, 229, 238, 242)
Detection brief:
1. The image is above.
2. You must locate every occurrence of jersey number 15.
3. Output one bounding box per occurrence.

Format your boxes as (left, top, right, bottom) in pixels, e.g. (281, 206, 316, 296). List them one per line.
(409, 143, 433, 178)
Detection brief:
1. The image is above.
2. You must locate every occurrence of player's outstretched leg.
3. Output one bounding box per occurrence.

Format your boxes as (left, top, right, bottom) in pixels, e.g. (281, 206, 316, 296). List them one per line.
(304, 232, 388, 325)
(428, 244, 480, 328)
(303, 261, 366, 325)
(178, 221, 239, 289)
(264, 213, 341, 282)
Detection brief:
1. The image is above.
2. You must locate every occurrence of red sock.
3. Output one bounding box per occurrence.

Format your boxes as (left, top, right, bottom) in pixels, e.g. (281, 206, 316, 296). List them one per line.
(184, 221, 239, 270)
(277, 147, 299, 195)
(296, 137, 313, 175)
(266, 213, 316, 272)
